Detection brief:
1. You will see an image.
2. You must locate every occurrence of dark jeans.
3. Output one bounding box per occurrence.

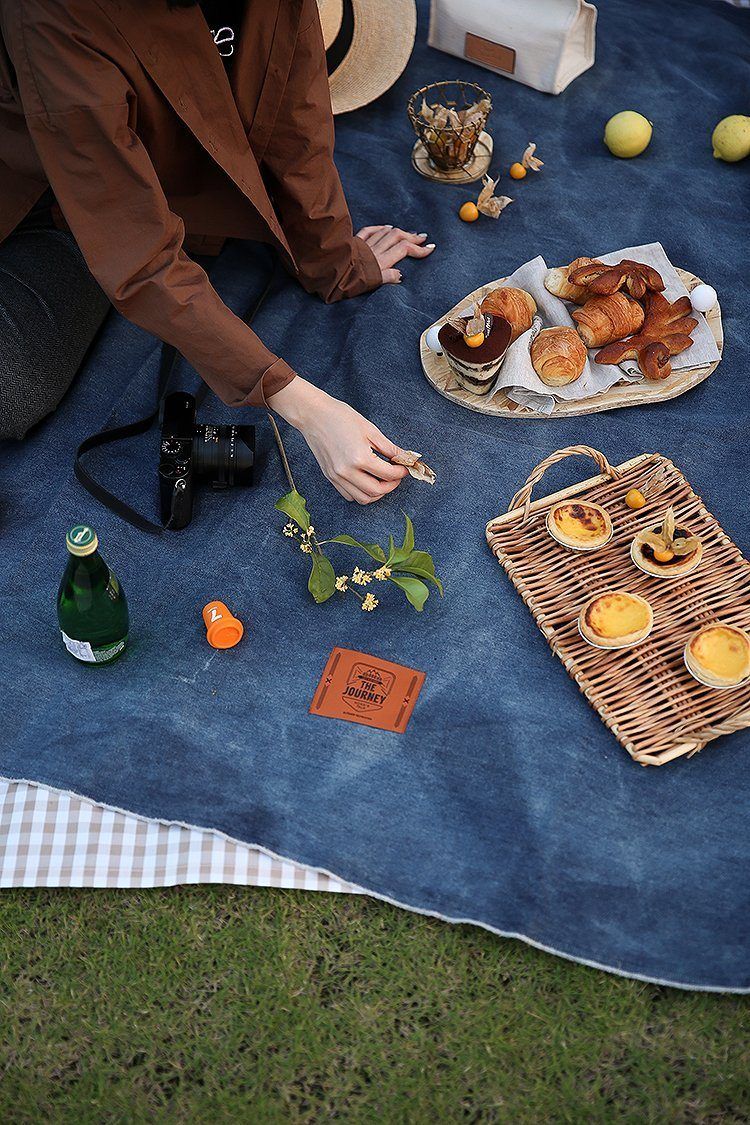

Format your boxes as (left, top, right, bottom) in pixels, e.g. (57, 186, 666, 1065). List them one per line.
(0, 225, 111, 440)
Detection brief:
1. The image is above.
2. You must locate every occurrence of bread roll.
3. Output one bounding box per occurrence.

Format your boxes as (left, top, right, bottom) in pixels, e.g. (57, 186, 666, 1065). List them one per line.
(571, 293, 644, 348)
(480, 287, 536, 343)
(531, 327, 587, 386)
(544, 257, 601, 304)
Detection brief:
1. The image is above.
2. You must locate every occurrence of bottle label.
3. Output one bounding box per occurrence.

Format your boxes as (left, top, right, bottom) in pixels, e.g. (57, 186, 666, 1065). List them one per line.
(61, 631, 126, 664)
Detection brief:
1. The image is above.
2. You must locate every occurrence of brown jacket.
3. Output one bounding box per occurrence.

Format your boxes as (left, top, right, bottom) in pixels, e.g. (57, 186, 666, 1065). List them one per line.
(0, 0, 382, 406)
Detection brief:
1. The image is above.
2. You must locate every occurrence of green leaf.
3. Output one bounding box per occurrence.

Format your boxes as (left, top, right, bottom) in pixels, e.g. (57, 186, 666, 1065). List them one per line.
(401, 513, 415, 555)
(387, 534, 396, 563)
(387, 574, 429, 612)
(394, 550, 444, 595)
(275, 490, 311, 531)
(328, 534, 386, 563)
(308, 553, 336, 603)
(390, 514, 416, 567)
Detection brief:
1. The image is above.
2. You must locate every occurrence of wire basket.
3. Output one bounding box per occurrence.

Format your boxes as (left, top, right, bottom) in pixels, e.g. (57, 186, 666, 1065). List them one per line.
(407, 80, 492, 172)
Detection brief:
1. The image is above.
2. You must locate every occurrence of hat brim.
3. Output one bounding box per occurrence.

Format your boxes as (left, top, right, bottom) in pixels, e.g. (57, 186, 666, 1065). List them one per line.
(327, 0, 417, 115)
(317, 0, 344, 50)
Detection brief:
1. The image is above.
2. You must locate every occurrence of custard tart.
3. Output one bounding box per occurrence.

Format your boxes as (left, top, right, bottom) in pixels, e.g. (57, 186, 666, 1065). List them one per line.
(630, 506, 703, 579)
(579, 590, 654, 650)
(547, 501, 612, 552)
(684, 624, 750, 689)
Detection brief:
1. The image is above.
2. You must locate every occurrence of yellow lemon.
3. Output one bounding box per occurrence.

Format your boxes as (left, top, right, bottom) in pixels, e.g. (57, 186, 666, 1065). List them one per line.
(712, 115, 750, 162)
(459, 201, 479, 222)
(604, 111, 652, 158)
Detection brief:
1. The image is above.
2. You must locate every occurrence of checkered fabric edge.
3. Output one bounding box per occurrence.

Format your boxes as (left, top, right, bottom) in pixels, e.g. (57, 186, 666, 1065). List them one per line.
(0, 777, 360, 893)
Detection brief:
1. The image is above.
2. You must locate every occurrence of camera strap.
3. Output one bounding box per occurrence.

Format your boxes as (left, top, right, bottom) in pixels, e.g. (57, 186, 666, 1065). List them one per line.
(74, 269, 278, 535)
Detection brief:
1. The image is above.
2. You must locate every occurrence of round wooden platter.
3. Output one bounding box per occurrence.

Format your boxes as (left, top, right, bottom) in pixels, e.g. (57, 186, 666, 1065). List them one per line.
(419, 269, 723, 419)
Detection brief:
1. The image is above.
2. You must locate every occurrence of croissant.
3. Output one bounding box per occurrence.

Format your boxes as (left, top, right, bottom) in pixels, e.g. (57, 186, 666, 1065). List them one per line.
(572, 293, 645, 348)
(569, 259, 665, 300)
(543, 257, 601, 304)
(594, 292, 698, 380)
(530, 327, 587, 386)
(480, 286, 537, 343)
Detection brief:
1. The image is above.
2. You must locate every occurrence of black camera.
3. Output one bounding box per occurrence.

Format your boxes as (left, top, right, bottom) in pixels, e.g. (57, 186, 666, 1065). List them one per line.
(158, 392, 255, 529)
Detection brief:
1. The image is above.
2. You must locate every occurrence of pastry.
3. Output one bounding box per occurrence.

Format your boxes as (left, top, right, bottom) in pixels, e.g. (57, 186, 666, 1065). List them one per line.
(685, 624, 750, 689)
(630, 506, 703, 579)
(543, 257, 601, 304)
(594, 292, 698, 381)
(546, 500, 612, 551)
(480, 287, 537, 343)
(531, 327, 587, 386)
(569, 259, 665, 299)
(572, 292, 645, 348)
(438, 305, 512, 396)
(579, 590, 654, 650)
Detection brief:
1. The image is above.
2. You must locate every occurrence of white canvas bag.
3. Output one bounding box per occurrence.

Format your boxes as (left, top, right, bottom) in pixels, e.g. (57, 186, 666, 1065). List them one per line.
(428, 0, 597, 95)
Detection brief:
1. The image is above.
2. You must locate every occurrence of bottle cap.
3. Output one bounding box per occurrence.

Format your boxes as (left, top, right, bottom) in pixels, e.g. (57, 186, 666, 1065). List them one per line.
(202, 600, 244, 649)
(66, 525, 99, 557)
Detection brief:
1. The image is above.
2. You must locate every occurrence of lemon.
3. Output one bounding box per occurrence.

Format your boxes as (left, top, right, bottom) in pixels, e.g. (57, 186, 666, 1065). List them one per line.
(712, 115, 750, 162)
(604, 111, 652, 158)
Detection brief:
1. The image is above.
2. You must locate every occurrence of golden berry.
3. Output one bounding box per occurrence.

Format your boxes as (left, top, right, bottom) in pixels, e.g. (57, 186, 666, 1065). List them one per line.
(459, 201, 479, 222)
(464, 331, 485, 348)
(625, 488, 646, 509)
(509, 163, 527, 180)
(653, 547, 675, 563)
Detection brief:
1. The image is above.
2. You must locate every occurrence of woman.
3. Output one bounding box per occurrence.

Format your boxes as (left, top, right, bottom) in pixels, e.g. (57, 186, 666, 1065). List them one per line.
(0, 0, 434, 503)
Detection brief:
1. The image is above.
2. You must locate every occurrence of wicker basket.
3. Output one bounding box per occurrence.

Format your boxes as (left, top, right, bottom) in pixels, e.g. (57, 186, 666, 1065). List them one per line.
(407, 80, 492, 171)
(486, 446, 750, 766)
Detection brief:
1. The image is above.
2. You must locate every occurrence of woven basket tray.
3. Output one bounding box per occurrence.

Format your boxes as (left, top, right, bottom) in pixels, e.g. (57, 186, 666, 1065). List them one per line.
(486, 447, 750, 766)
(420, 269, 723, 418)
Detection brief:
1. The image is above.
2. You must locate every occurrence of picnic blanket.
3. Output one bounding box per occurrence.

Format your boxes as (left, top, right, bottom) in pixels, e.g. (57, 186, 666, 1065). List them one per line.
(1, 0, 749, 991)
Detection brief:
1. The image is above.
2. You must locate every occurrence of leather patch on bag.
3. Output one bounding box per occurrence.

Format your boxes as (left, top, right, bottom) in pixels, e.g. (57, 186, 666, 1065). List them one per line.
(310, 648, 425, 733)
(464, 33, 516, 75)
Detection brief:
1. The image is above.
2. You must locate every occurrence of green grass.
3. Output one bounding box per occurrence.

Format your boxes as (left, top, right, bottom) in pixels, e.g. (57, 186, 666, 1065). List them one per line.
(0, 890, 747, 1123)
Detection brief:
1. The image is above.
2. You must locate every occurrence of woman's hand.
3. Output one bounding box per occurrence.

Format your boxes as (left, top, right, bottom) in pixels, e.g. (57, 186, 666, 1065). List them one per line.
(267, 377, 408, 504)
(356, 225, 435, 284)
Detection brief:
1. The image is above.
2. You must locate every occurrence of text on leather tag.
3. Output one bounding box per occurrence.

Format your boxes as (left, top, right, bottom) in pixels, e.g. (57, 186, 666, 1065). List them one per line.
(464, 33, 516, 74)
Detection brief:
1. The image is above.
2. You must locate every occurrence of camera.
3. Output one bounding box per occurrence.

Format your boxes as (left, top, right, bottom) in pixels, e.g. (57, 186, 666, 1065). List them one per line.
(158, 392, 255, 529)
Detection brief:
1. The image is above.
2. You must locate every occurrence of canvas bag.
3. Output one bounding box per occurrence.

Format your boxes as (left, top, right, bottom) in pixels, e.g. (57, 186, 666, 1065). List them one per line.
(428, 0, 597, 95)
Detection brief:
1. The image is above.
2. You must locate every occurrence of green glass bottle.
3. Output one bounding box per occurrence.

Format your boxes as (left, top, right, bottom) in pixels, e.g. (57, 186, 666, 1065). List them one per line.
(57, 525, 129, 665)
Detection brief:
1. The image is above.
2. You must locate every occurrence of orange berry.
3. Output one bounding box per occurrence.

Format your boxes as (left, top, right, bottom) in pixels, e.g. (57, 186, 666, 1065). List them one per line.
(509, 162, 527, 180)
(464, 332, 485, 348)
(625, 488, 646, 509)
(459, 201, 479, 222)
(653, 547, 675, 563)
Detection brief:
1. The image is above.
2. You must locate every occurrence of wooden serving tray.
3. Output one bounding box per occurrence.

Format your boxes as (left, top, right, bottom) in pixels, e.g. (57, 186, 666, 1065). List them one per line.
(486, 446, 750, 766)
(421, 269, 723, 418)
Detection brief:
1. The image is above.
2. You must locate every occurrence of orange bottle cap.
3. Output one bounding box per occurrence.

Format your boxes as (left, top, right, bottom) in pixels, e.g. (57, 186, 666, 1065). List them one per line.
(202, 600, 244, 649)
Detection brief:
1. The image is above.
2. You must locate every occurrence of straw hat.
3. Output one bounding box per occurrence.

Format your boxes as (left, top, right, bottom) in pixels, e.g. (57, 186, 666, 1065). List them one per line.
(316, 0, 417, 115)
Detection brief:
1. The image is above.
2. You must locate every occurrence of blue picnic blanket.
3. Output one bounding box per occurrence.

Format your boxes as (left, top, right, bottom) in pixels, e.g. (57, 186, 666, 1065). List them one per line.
(1, 0, 749, 991)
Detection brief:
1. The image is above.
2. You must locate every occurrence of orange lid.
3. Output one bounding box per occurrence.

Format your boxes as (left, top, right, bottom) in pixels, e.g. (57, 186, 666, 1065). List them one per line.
(202, 600, 244, 649)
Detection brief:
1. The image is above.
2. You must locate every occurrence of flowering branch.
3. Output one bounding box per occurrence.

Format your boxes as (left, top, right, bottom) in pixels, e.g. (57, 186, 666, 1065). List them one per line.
(275, 491, 443, 612)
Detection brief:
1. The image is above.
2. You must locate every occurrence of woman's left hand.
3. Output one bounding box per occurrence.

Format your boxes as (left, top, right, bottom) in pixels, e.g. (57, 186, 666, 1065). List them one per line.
(356, 225, 435, 284)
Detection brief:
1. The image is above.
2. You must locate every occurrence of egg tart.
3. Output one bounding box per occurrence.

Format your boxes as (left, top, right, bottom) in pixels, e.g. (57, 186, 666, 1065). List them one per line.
(579, 590, 654, 650)
(438, 304, 512, 396)
(684, 624, 750, 689)
(546, 501, 612, 552)
(631, 506, 703, 579)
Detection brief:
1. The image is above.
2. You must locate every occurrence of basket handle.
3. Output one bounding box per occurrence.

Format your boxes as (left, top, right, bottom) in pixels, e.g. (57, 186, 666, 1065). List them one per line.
(508, 446, 622, 524)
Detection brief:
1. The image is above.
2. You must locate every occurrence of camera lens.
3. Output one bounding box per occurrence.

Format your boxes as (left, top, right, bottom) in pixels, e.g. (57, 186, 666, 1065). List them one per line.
(193, 423, 255, 489)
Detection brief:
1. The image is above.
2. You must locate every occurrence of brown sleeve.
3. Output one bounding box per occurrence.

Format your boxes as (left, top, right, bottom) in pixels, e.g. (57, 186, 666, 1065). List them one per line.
(11, 8, 295, 408)
(258, 0, 382, 304)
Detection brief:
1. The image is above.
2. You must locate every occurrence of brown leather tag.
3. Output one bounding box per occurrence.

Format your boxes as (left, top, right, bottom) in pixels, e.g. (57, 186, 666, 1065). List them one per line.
(310, 648, 425, 734)
(464, 32, 516, 75)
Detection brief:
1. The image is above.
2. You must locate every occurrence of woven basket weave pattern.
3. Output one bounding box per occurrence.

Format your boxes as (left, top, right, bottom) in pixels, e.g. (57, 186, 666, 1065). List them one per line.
(486, 449, 750, 766)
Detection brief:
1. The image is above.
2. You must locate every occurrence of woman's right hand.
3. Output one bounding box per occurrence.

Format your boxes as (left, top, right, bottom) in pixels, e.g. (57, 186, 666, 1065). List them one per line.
(267, 377, 408, 504)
